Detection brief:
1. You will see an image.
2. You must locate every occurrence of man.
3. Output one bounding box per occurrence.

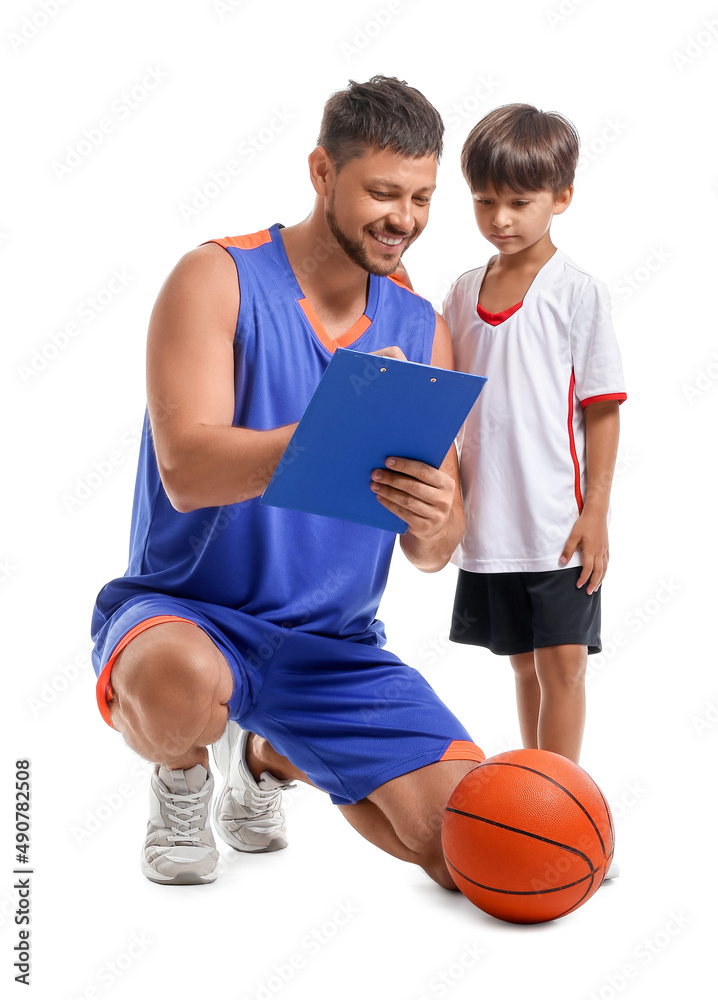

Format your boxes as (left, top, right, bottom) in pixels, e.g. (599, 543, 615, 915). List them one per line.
(91, 76, 485, 889)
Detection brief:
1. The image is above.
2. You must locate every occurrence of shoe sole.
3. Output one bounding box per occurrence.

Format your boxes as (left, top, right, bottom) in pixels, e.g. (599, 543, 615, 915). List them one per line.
(211, 724, 288, 854)
(142, 868, 217, 886)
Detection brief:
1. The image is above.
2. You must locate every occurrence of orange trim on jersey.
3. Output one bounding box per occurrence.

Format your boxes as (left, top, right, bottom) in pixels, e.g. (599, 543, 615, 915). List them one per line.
(203, 230, 272, 251)
(440, 740, 486, 764)
(567, 371, 584, 514)
(96, 615, 199, 730)
(297, 297, 372, 354)
(388, 273, 420, 296)
(581, 392, 627, 408)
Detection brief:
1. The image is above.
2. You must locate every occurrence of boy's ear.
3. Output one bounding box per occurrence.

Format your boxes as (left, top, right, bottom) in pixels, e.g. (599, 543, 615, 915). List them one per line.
(553, 185, 573, 216)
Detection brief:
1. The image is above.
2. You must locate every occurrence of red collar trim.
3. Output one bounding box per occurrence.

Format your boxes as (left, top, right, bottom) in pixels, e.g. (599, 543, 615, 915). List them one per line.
(477, 299, 523, 326)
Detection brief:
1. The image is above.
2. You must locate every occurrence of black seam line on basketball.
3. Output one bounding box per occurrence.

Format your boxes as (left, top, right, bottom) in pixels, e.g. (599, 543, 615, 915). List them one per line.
(597, 787, 616, 851)
(554, 872, 597, 919)
(446, 858, 601, 896)
(474, 762, 607, 856)
(445, 807, 594, 870)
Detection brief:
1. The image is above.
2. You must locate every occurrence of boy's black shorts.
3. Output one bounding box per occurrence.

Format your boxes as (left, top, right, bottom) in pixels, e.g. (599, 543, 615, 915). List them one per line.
(450, 567, 601, 656)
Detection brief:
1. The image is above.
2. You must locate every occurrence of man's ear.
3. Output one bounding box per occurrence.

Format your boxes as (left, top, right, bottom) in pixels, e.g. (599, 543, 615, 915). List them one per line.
(553, 185, 573, 216)
(308, 146, 335, 198)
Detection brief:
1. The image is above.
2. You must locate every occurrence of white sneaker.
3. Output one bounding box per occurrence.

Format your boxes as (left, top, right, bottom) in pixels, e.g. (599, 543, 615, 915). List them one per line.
(212, 722, 293, 853)
(141, 763, 219, 885)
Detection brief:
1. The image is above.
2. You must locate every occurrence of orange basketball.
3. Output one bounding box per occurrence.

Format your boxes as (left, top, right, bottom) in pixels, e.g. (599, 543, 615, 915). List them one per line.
(442, 749, 614, 924)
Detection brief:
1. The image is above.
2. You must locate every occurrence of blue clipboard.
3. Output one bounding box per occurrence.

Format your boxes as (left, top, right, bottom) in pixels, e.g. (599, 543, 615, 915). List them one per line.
(260, 348, 487, 533)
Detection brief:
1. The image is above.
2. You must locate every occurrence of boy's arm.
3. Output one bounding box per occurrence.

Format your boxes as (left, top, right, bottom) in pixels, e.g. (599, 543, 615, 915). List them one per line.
(147, 244, 297, 512)
(371, 313, 464, 573)
(559, 400, 621, 594)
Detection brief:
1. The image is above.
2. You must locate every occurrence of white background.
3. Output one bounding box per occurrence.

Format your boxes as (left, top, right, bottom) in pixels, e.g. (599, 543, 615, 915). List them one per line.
(1, 0, 715, 998)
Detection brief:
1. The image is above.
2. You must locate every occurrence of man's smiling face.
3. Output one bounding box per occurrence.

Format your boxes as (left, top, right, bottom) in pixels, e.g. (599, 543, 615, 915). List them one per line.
(324, 145, 437, 276)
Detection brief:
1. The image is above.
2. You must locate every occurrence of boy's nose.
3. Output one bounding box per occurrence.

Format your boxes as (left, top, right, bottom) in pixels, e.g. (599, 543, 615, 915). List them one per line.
(493, 208, 512, 228)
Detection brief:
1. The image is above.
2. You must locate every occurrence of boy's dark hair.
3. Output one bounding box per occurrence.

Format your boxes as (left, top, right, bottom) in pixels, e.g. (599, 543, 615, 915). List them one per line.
(461, 103, 579, 194)
(317, 75, 444, 170)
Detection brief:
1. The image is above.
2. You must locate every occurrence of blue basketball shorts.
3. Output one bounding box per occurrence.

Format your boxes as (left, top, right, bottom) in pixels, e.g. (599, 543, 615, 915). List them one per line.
(92, 594, 485, 805)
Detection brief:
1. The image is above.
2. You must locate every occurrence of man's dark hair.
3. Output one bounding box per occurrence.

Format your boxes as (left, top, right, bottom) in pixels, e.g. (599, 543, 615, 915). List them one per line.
(461, 103, 580, 195)
(317, 75, 444, 170)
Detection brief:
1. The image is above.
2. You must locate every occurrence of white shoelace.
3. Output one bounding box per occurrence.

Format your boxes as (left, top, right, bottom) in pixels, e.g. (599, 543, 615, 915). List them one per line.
(165, 791, 206, 844)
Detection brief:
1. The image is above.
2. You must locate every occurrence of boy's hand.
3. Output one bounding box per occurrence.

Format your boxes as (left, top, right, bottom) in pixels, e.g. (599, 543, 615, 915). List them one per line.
(370, 457, 455, 539)
(559, 510, 609, 595)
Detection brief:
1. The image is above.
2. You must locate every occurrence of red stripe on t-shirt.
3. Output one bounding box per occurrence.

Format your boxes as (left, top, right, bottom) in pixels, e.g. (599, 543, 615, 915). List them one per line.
(567, 371, 583, 514)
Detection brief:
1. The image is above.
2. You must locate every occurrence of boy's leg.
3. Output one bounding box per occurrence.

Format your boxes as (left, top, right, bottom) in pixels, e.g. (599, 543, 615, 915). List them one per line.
(509, 651, 540, 750)
(533, 643, 587, 763)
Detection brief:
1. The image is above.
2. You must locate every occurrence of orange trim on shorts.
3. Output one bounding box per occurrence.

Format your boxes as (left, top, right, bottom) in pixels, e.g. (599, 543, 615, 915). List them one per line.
(440, 740, 486, 764)
(203, 230, 272, 251)
(96, 615, 199, 731)
(297, 297, 372, 354)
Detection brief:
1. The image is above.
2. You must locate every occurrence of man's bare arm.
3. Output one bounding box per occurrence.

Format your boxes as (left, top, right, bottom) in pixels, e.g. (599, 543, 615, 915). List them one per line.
(146, 244, 296, 512)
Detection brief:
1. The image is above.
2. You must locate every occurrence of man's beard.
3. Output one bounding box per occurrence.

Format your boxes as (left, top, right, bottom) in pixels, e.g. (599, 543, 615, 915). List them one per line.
(325, 195, 412, 277)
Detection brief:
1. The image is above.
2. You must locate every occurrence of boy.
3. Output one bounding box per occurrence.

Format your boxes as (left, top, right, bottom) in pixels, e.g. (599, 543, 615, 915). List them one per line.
(445, 104, 626, 767)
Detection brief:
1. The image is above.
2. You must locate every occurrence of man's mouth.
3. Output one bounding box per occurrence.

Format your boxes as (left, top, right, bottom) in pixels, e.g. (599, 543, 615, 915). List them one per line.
(370, 230, 407, 249)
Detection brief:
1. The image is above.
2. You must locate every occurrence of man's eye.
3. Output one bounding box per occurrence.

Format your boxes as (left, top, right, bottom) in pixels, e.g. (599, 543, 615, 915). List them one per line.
(370, 190, 390, 198)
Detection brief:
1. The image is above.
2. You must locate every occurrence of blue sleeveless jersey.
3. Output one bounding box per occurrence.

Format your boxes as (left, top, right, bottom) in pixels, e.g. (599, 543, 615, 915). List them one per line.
(91, 224, 436, 647)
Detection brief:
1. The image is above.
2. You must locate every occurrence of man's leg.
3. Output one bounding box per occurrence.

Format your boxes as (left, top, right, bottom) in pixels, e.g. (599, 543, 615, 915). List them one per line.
(109, 621, 235, 884)
(109, 621, 234, 767)
(246, 736, 478, 889)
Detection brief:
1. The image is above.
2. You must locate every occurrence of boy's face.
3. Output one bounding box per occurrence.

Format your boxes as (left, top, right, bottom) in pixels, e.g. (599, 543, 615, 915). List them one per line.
(470, 185, 572, 256)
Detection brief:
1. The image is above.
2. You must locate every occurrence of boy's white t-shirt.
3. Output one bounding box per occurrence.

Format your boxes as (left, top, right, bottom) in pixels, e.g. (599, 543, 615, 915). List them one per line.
(443, 248, 626, 574)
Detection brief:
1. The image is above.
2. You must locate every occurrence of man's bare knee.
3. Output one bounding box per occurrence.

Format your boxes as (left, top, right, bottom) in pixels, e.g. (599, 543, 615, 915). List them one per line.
(110, 623, 233, 764)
